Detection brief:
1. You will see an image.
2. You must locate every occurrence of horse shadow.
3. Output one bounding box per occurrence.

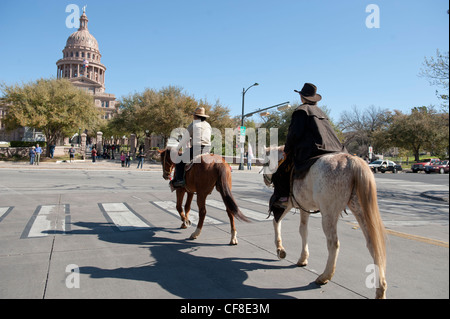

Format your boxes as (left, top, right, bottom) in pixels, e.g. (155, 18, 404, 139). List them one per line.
(66, 222, 320, 298)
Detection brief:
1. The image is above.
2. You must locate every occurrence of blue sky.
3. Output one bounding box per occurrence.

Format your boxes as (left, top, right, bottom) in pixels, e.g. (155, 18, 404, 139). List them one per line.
(0, 0, 448, 121)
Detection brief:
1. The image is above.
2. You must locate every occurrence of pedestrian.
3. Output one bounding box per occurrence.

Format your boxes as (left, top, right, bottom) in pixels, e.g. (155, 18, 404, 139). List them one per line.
(29, 146, 36, 165)
(91, 146, 97, 163)
(49, 144, 55, 159)
(247, 144, 254, 170)
(126, 151, 131, 167)
(69, 144, 76, 163)
(136, 148, 145, 169)
(35, 144, 42, 165)
(120, 151, 126, 167)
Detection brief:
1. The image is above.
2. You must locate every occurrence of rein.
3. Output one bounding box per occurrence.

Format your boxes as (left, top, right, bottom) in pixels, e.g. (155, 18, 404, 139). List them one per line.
(162, 151, 173, 179)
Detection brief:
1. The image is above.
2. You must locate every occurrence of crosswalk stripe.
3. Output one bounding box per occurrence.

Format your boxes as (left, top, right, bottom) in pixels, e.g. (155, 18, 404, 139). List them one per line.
(152, 201, 223, 225)
(21, 204, 69, 238)
(205, 199, 272, 221)
(99, 203, 151, 231)
(0, 207, 13, 222)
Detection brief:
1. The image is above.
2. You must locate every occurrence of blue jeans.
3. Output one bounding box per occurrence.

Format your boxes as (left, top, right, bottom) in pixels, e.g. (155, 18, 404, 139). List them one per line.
(137, 157, 144, 169)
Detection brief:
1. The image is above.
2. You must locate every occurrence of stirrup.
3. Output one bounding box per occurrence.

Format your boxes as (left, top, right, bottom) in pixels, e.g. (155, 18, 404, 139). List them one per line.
(273, 199, 289, 209)
(172, 180, 185, 188)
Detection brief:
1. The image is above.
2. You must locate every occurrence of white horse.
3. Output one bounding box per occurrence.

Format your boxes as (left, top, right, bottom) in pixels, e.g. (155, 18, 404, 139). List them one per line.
(263, 147, 387, 299)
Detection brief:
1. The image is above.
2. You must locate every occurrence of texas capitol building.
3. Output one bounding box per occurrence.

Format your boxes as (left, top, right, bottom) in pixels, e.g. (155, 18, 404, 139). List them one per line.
(56, 9, 117, 120)
(0, 9, 117, 142)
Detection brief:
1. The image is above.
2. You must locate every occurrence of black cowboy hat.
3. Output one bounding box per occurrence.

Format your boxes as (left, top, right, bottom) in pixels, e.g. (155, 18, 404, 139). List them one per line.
(294, 83, 322, 102)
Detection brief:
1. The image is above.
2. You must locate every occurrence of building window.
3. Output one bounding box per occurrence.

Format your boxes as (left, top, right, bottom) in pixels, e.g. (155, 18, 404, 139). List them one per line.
(87, 53, 90, 59)
(82, 52, 85, 58)
(70, 52, 74, 57)
(76, 52, 79, 57)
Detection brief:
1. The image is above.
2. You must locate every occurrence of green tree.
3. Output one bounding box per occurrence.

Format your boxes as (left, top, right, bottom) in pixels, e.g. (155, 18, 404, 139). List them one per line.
(386, 106, 446, 161)
(110, 86, 236, 147)
(1, 78, 101, 156)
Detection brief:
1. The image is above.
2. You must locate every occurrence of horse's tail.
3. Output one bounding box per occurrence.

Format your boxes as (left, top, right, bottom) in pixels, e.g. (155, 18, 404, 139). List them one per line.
(216, 163, 250, 222)
(351, 156, 387, 293)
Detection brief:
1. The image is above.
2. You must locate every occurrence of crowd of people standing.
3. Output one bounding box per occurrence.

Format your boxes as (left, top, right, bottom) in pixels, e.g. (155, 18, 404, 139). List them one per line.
(27, 143, 153, 169)
(89, 144, 149, 169)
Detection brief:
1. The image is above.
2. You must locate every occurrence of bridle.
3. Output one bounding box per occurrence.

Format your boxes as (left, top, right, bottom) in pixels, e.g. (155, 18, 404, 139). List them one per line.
(161, 150, 174, 180)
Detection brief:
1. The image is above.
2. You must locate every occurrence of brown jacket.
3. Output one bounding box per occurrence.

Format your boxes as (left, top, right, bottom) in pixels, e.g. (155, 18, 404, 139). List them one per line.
(284, 103, 347, 171)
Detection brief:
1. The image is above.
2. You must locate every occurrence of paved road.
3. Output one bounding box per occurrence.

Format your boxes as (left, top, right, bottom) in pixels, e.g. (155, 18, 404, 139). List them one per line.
(0, 161, 448, 300)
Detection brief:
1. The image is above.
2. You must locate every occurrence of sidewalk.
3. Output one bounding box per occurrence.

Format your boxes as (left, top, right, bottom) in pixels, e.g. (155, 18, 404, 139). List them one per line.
(0, 159, 162, 171)
(0, 159, 261, 173)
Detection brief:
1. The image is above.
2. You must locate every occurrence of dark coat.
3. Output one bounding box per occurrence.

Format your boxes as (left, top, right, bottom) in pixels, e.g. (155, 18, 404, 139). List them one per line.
(284, 103, 347, 171)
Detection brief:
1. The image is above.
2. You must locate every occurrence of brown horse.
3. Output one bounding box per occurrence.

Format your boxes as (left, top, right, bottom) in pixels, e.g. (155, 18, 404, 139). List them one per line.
(159, 147, 249, 244)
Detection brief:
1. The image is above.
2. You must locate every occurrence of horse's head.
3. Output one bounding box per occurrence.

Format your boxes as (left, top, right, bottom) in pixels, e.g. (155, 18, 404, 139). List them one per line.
(158, 148, 175, 180)
(261, 146, 285, 187)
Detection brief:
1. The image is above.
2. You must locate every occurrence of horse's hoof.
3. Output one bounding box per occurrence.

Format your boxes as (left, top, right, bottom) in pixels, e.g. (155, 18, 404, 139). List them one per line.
(277, 249, 286, 259)
(297, 261, 308, 267)
(180, 220, 191, 229)
(315, 275, 329, 286)
(229, 239, 238, 245)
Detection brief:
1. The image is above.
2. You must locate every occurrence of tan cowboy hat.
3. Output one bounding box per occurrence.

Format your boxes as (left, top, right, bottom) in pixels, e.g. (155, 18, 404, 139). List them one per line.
(192, 107, 210, 118)
(294, 83, 322, 102)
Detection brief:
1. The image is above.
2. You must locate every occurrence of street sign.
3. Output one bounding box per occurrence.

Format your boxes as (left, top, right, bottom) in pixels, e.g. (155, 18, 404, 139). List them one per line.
(240, 126, 246, 143)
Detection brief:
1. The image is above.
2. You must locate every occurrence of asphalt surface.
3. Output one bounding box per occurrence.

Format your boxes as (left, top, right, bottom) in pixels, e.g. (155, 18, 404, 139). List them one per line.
(0, 159, 448, 301)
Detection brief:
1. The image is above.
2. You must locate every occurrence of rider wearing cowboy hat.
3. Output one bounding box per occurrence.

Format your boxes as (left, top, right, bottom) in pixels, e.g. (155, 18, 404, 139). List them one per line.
(172, 107, 212, 188)
(271, 83, 347, 210)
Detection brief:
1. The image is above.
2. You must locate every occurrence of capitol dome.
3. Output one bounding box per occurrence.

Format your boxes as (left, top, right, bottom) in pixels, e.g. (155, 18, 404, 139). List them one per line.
(56, 10, 107, 89)
(65, 29, 99, 52)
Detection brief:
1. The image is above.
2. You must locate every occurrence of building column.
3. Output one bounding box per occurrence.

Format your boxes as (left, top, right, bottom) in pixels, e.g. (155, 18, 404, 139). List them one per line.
(96, 132, 103, 155)
(129, 134, 136, 155)
(145, 135, 151, 159)
(81, 133, 87, 160)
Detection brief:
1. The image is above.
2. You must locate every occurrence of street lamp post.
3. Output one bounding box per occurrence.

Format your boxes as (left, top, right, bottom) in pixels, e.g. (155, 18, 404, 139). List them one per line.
(239, 83, 259, 170)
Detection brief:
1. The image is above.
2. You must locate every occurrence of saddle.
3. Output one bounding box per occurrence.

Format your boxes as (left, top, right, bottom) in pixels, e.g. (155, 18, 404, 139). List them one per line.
(185, 152, 210, 172)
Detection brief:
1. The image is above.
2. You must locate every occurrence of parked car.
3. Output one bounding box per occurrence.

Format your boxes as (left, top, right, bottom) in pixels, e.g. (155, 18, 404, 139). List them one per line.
(425, 160, 449, 174)
(411, 158, 440, 173)
(369, 160, 402, 173)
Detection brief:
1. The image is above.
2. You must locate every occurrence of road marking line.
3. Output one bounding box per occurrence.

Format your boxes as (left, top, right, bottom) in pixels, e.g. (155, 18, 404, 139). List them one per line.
(99, 203, 152, 231)
(152, 201, 223, 225)
(206, 199, 272, 221)
(240, 197, 321, 218)
(22, 205, 69, 238)
(0, 207, 13, 222)
(347, 222, 449, 248)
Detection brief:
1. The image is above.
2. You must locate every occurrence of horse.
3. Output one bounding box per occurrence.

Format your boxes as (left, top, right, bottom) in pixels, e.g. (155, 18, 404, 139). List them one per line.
(263, 146, 387, 299)
(159, 147, 249, 245)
